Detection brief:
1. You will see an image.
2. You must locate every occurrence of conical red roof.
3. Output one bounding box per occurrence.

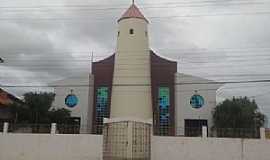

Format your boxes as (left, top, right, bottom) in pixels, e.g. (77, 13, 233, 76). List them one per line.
(118, 4, 148, 23)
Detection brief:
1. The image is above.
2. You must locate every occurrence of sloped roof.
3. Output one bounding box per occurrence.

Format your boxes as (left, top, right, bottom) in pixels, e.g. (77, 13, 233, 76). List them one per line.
(118, 4, 148, 23)
(0, 88, 23, 107)
(0, 91, 12, 106)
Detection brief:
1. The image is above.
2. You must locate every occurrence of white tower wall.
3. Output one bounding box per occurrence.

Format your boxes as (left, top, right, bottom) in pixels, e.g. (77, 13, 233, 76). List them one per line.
(110, 18, 152, 121)
(104, 5, 152, 160)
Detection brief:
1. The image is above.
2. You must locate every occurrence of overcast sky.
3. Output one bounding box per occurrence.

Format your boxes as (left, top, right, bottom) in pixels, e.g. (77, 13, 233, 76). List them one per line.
(0, 0, 270, 125)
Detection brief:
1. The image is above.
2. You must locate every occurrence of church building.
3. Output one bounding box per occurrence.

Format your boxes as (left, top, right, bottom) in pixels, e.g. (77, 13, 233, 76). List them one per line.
(52, 3, 221, 136)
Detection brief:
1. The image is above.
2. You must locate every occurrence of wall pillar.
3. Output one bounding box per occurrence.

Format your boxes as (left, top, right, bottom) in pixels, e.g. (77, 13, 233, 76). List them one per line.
(260, 128, 266, 140)
(51, 123, 57, 134)
(202, 126, 208, 138)
(3, 122, 9, 134)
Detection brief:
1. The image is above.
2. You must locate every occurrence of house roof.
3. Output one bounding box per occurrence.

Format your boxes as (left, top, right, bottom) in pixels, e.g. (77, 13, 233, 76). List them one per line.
(0, 91, 12, 106)
(0, 88, 23, 107)
(118, 4, 148, 23)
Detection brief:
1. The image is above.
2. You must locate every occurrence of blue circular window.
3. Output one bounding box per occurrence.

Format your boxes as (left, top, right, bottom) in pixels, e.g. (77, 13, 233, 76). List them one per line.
(65, 94, 78, 108)
(190, 94, 205, 109)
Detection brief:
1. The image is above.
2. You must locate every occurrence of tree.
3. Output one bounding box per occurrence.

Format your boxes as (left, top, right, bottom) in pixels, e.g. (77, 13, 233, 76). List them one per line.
(48, 108, 71, 124)
(24, 92, 56, 124)
(9, 92, 72, 124)
(9, 103, 29, 123)
(212, 97, 265, 138)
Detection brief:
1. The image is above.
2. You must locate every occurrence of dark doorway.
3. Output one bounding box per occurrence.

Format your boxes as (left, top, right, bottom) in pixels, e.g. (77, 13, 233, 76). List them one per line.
(185, 119, 208, 137)
(58, 117, 81, 134)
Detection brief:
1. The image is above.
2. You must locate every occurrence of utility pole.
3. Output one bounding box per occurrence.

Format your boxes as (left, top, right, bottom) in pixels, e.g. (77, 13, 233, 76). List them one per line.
(91, 51, 94, 73)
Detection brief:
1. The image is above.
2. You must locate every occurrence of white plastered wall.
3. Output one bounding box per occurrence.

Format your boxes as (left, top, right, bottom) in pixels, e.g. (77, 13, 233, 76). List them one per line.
(110, 18, 152, 121)
(51, 74, 94, 133)
(0, 134, 103, 160)
(175, 73, 222, 135)
(151, 136, 270, 160)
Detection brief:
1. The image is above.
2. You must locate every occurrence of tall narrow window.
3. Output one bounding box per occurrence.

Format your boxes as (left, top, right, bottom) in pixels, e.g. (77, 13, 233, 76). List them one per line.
(129, 29, 134, 35)
(158, 87, 170, 135)
(95, 87, 109, 134)
(118, 31, 120, 37)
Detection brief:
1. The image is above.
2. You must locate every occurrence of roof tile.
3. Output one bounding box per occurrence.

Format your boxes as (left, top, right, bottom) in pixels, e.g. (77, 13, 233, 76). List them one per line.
(118, 4, 148, 23)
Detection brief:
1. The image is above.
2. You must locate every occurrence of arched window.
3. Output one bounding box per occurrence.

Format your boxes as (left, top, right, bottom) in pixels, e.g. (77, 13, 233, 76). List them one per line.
(118, 31, 120, 37)
(129, 29, 134, 35)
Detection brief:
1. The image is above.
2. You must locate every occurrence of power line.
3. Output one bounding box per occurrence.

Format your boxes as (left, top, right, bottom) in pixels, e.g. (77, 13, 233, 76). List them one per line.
(2, 61, 270, 68)
(2, 47, 270, 55)
(1, 79, 270, 88)
(1, 64, 270, 70)
(218, 84, 270, 91)
(3, 52, 270, 59)
(249, 90, 270, 98)
(1, 0, 269, 9)
(3, 56, 270, 63)
(2, 74, 270, 80)
(1, 11, 270, 21)
(2, 51, 270, 61)
(2, 60, 269, 67)
(2, 53, 270, 65)
(0, 1, 268, 13)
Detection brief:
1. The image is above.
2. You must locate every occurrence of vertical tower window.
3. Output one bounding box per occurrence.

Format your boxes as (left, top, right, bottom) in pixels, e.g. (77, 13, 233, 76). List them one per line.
(145, 31, 148, 37)
(118, 31, 120, 37)
(95, 87, 109, 134)
(158, 87, 170, 136)
(129, 29, 134, 35)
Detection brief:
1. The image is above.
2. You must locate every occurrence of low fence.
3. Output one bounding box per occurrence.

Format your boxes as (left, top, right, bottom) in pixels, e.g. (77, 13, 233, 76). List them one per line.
(155, 126, 263, 139)
(1, 122, 269, 139)
(9, 123, 51, 134)
(210, 127, 260, 138)
(1, 123, 91, 134)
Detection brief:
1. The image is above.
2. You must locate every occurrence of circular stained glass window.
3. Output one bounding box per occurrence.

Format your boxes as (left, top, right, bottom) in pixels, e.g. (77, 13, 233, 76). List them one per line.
(190, 94, 205, 109)
(65, 94, 78, 108)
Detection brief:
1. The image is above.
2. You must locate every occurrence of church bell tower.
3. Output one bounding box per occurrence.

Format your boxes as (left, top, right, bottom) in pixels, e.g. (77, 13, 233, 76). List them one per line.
(103, 2, 152, 160)
(110, 2, 152, 121)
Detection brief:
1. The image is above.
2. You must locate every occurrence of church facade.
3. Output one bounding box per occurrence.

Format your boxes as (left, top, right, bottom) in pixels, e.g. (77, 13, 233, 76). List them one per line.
(52, 3, 221, 136)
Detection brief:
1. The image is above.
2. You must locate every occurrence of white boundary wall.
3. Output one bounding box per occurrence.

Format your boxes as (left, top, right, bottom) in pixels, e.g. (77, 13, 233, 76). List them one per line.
(152, 136, 270, 160)
(1, 134, 270, 160)
(0, 134, 103, 160)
